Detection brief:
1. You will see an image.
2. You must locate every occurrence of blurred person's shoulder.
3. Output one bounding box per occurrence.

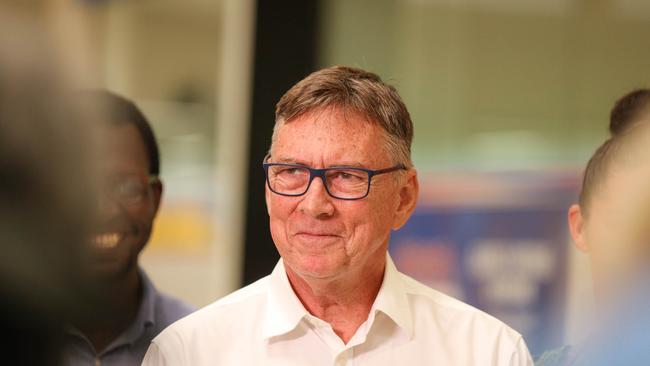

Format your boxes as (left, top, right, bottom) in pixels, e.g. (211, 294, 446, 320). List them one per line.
(534, 345, 575, 366)
(153, 289, 195, 330)
(140, 269, 195, 334)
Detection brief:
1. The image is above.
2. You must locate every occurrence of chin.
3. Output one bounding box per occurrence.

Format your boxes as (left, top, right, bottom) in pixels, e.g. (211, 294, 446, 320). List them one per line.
(88, 262, 129, 282)
(289, 255, 346, 280)
(89, 253, 137, 280)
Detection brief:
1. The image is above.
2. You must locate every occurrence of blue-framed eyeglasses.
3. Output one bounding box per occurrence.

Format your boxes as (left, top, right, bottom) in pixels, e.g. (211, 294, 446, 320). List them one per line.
(263, 157, 406, 200)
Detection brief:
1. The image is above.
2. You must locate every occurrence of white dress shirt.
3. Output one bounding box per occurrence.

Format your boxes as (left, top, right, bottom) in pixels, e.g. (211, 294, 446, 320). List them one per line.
(142, 255, 533, 366)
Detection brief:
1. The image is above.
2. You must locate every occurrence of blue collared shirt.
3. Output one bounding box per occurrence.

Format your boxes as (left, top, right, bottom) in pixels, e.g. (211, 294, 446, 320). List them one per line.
(63, 269, 194, 366)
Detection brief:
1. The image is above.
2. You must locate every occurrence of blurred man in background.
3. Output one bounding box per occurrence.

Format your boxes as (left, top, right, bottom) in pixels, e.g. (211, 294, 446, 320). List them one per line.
(536, 89, 650, 365)
(63, 91, 194, 366)
(143, 66, 533, 365)
(0, 4, 101, 365)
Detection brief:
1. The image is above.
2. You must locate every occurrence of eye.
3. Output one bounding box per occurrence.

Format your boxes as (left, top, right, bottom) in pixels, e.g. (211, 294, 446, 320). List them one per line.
(330, 169, 365, 181)
(276, 167, 303, 176)
(337, 172, 356, 179)
(272, 166, 309, 180)
(284, 168, 302, 175)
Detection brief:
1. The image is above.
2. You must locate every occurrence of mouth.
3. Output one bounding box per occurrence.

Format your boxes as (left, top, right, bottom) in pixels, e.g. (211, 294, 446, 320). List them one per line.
(91, 232, 123, 249)
(294, 232, 342, 243)
(298, 232, 339, 237)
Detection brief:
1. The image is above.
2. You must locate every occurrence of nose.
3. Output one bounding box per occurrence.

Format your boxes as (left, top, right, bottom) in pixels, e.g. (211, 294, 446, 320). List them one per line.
(297, 176, 335, 218)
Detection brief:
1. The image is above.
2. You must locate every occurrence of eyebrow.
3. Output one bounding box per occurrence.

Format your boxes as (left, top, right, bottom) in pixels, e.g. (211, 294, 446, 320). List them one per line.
(329, 162, 366, 169)
(271, 157, 368, 169)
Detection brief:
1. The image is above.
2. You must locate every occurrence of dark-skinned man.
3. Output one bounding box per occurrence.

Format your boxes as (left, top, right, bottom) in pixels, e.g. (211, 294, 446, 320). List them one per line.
(64, 90, 193, 366)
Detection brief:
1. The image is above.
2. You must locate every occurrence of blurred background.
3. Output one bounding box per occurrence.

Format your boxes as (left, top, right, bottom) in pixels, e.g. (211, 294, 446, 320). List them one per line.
(13, 0, 650, 356)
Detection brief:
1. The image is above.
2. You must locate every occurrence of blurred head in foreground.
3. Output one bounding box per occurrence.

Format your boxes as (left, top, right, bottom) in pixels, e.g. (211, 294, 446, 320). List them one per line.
(568, 89, 650, 309)
(0, 6, 99, 365)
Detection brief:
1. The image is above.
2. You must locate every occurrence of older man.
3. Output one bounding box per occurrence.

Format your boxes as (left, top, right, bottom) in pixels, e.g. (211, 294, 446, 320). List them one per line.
(143, 66, 533, 365)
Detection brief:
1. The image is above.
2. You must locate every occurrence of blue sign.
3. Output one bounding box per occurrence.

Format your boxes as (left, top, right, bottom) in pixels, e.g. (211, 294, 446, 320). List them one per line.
(389, 171, 576, 355)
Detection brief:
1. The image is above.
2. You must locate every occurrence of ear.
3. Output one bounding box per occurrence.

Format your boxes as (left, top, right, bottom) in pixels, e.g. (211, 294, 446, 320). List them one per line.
(150, 179, 163, 217)
(568, 203, 589, 253)
(392, 169, 419, 230)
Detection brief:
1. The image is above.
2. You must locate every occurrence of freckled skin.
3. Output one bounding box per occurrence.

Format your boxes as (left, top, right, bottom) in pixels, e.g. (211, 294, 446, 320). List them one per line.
(266, 107, 413, 283)
(265, 107, 419, 342)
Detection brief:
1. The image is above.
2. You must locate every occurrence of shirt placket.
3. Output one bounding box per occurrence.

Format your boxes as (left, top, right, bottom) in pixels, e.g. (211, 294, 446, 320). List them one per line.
(333, 347, 355, 366)
(309, 315, 374, 366)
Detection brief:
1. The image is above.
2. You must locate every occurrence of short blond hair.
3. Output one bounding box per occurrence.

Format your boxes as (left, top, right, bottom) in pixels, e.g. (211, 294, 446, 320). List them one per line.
(270, 66, 414, 167)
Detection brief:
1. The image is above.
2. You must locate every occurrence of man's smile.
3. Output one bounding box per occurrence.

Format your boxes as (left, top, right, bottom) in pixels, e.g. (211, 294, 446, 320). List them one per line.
(292, 231, 342, 246)
(91, 232, 124, 250)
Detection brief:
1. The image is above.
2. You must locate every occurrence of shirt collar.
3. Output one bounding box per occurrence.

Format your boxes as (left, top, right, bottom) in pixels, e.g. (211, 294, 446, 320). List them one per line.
(135, 268, 157, 328)
(370, 254, 414, 339)
(262, 254, 413, 340)
(262, 259, 309, 339)
(103, 268, 158, 348)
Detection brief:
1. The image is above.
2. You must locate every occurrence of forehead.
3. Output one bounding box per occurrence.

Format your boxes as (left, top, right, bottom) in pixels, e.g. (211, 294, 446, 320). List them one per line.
(272, 108, 390, 167)
(97, 123, 149, 174)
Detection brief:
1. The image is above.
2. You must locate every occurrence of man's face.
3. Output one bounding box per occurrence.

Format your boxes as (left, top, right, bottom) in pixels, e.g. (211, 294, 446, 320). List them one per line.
(265, 108, 418, 281)
(87, 123, 161, 278)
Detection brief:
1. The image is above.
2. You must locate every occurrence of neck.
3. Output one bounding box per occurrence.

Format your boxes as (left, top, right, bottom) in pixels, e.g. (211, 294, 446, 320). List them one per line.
(75, 266, 142, 353)
(285, 255, 386, 344)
